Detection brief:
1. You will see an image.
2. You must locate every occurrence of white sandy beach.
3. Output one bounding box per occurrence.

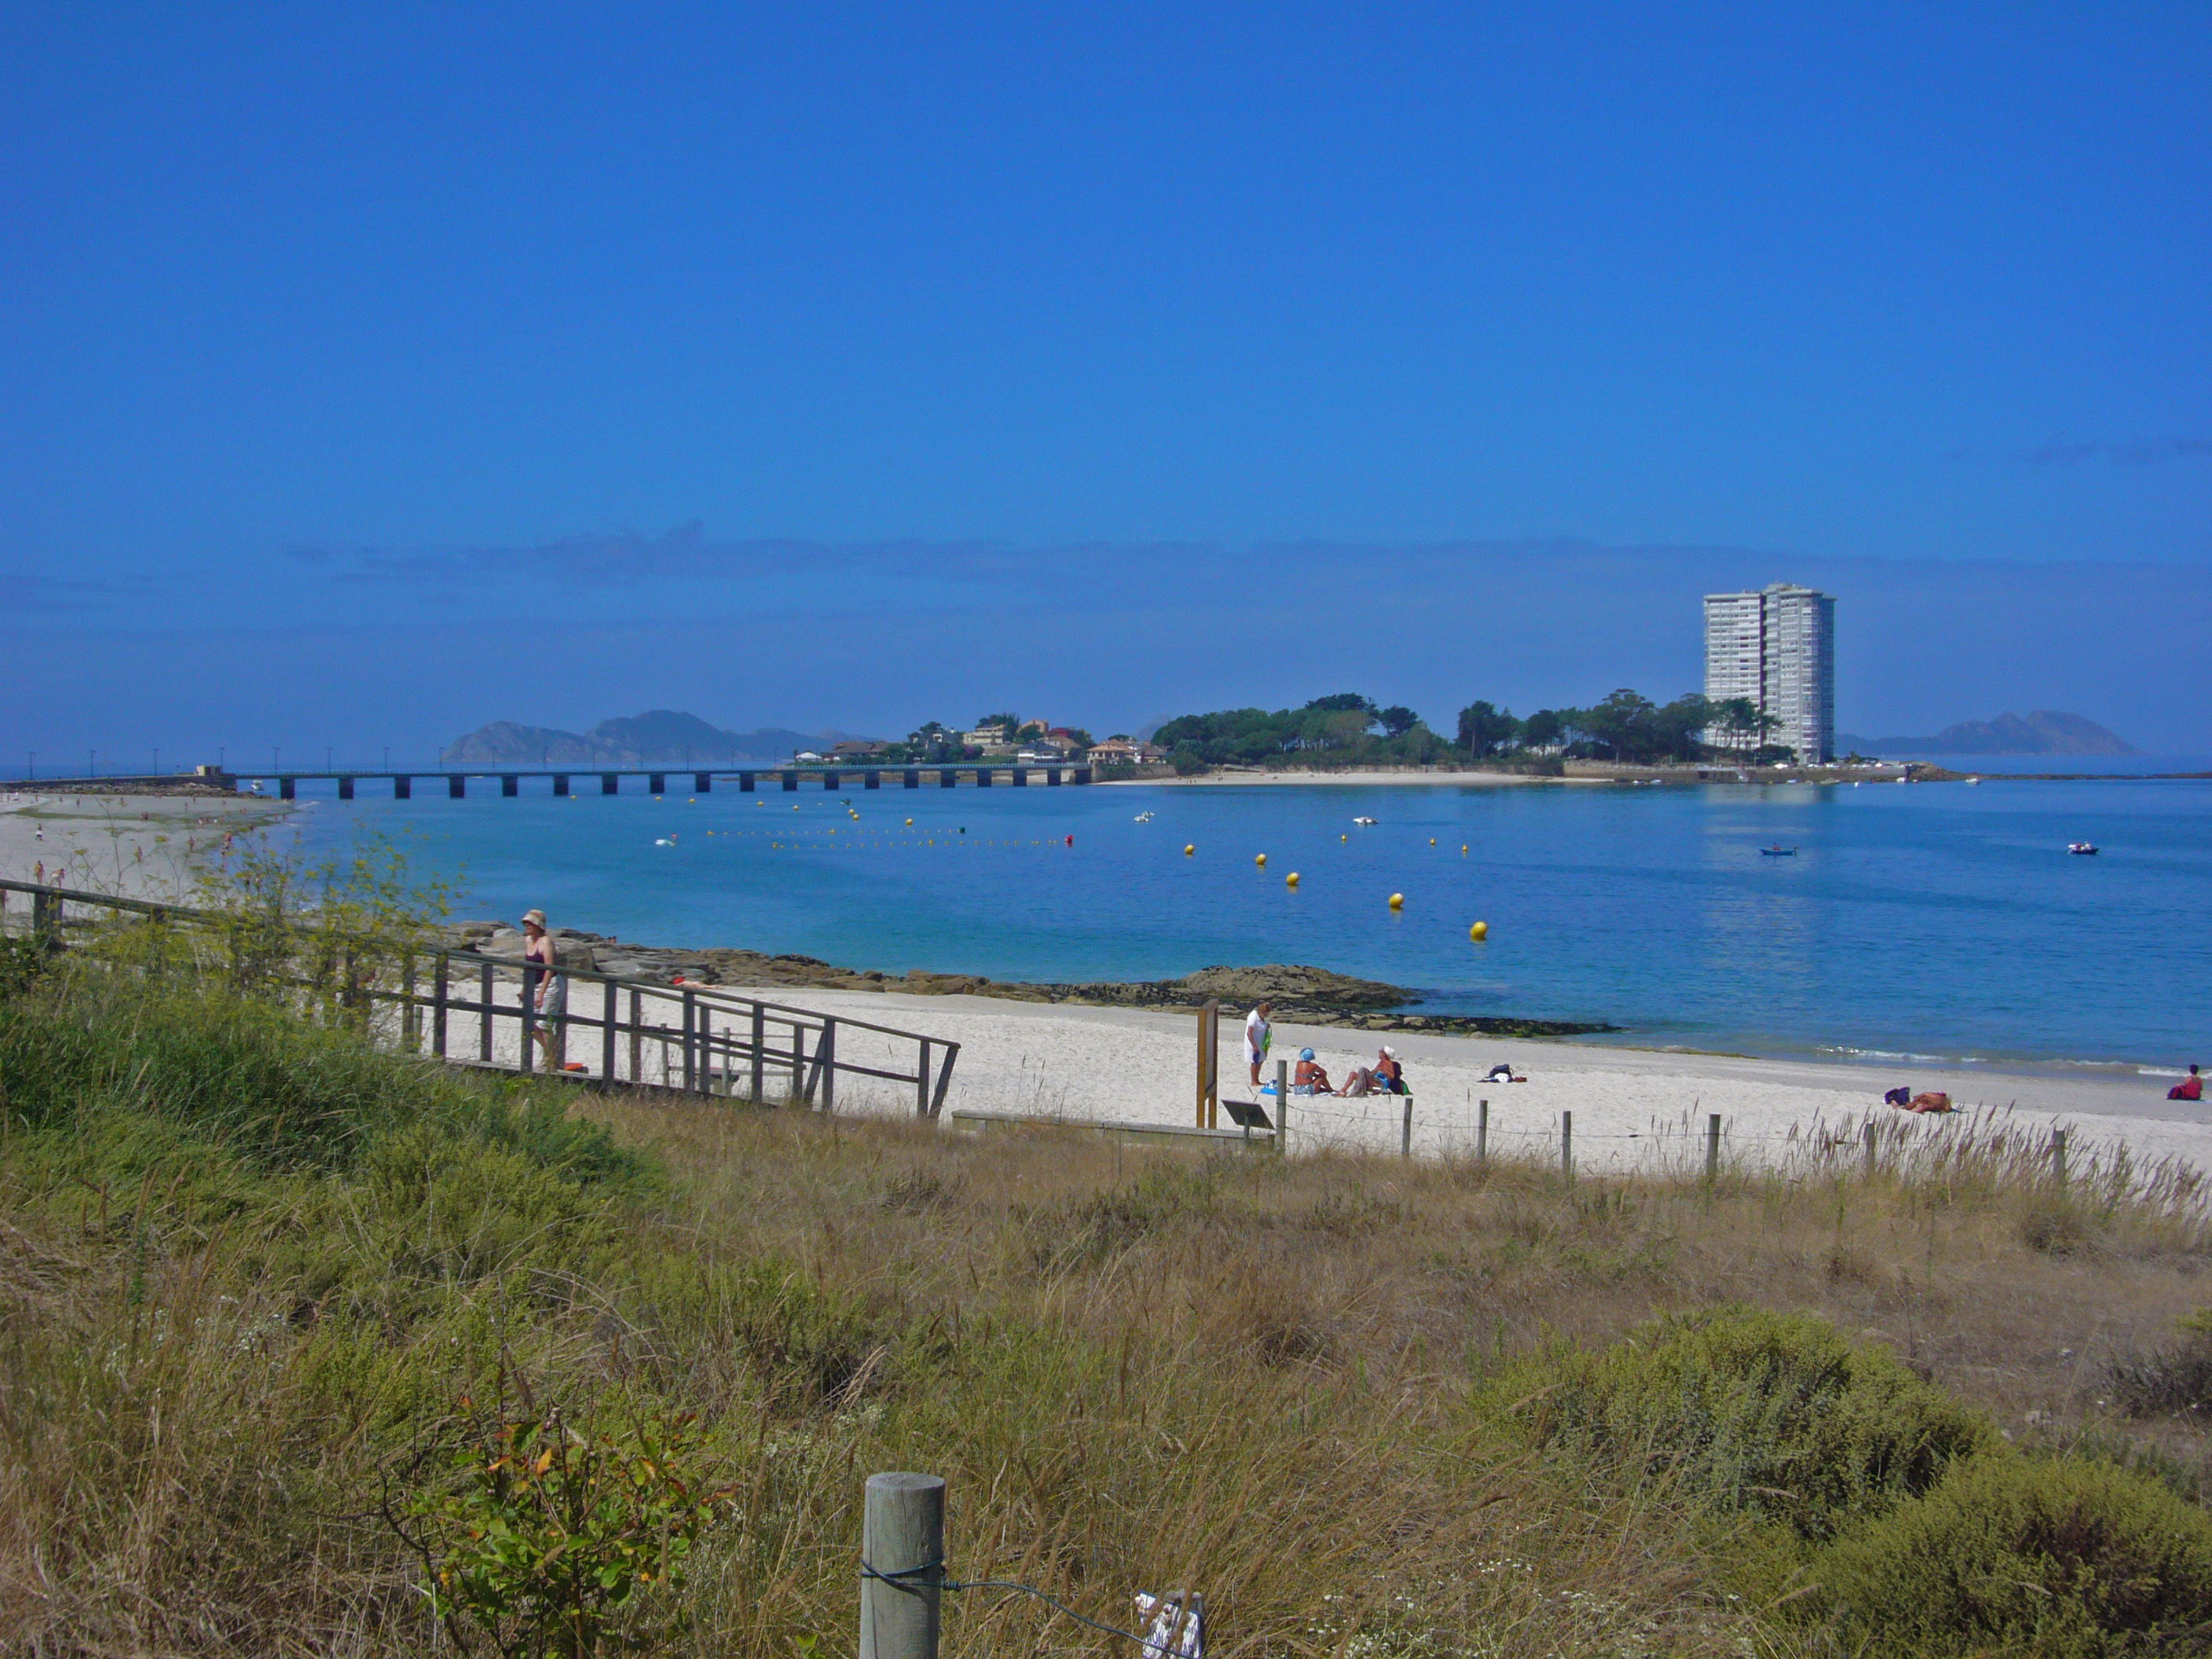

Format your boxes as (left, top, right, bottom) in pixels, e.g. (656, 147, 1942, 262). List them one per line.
(702, 985, 2211, 1179)
(0, 790, 290, 903)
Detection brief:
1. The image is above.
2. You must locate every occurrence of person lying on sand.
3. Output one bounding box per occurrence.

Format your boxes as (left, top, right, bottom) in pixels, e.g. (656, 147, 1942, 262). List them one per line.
(1485, 1062, 1528, 1083)
(1893, 1090, 1953, 1114)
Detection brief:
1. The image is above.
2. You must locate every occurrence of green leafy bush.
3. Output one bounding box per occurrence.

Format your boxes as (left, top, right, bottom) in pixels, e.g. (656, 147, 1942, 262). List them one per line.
(1474, 1306, 1990, 1538)
(1815, 1453, 2212, 1657)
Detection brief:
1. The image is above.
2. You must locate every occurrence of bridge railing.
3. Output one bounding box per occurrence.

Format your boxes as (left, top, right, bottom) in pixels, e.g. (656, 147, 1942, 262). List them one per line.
(0, 877, 959, 1117)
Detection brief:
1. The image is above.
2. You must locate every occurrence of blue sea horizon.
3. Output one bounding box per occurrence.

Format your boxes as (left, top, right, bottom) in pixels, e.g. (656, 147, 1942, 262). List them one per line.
(284, 775, 2210, 1075)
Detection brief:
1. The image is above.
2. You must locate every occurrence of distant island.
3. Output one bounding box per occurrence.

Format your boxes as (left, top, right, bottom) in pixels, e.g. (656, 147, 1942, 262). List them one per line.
(1839, 710, 2134, 756)
(442, 710, 847, 765)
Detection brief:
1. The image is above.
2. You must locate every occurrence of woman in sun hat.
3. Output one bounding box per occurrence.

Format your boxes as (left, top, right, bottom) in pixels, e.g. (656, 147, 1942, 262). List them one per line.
(1292, 1046, 1335, 1095)
(520, 908, 568, 1069)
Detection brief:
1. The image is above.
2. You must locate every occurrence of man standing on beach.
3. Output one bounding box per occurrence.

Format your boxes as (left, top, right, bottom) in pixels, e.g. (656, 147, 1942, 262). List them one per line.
(1244, 1000, 1273, 1089)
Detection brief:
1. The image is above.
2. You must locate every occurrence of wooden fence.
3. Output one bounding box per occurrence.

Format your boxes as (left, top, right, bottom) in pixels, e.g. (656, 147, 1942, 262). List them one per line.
(0, 877, 960, 1115)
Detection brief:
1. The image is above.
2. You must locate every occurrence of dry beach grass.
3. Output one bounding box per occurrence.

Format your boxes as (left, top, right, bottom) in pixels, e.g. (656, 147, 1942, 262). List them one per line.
(8, 952, 2212, 1659)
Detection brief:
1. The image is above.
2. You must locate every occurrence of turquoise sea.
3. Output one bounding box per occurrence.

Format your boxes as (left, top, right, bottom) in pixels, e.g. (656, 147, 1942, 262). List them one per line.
(285, 775, 2210, 1071)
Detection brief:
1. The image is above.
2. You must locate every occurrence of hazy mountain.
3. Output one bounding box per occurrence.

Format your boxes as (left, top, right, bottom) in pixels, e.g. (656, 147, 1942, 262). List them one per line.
(441, 710, 843, 764)
(1839, 710, 2134, 756)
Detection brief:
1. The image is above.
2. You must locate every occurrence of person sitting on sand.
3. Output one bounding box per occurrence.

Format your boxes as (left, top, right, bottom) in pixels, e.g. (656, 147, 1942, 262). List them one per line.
(1292, 1047, 1334, 1095)
(2171, 1064, 2203, 1103)
(1343, 1046, 1407, 1097)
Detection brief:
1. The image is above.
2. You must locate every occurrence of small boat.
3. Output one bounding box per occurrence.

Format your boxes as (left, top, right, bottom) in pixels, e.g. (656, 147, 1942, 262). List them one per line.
(1759, 844, 1798, 856)
(1133, 811, 1154, 822)
(2067, 841, 2099, 856)
(1353, 816, 1378, 826)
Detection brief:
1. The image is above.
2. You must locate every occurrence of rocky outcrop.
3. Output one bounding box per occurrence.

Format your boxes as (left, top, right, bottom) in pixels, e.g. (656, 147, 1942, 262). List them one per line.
(437, 925, 1614, 1037)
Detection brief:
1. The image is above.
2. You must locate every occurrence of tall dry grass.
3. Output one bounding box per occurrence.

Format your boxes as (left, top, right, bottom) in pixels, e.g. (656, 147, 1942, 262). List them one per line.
(5, 965, 2212, 1657)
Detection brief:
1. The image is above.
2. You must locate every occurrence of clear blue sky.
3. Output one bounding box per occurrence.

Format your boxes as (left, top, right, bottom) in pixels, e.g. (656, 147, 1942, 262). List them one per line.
(4, 3, 2208, 763)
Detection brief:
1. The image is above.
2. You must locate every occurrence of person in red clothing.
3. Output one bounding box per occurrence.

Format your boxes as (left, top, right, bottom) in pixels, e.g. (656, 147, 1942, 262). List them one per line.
(2170, 1064, 2203, 1102)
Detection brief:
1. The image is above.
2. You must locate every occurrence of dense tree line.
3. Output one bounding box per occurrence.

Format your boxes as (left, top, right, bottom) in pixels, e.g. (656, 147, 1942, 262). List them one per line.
(1152, 694, 1449, 771)
(1456, 690, 1783, 764)
(1149, 689, 1793, 771)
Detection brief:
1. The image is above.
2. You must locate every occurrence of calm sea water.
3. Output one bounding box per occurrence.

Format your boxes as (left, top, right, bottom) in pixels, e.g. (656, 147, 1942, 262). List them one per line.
(283, 777, 2210, 1071)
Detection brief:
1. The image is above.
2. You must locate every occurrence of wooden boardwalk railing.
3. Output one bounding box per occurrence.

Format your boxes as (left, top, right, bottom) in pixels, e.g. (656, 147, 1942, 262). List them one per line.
(0, 877, 960, 1116)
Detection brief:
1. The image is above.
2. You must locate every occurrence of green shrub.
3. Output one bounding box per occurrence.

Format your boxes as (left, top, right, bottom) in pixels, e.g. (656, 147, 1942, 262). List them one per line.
(1474, 1306, 1990, 1538)
(1815, 1453, 2212, 1657)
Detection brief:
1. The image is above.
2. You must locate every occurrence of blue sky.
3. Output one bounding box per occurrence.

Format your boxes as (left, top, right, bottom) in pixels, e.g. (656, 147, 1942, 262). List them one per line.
(4, 3, 2208, 763)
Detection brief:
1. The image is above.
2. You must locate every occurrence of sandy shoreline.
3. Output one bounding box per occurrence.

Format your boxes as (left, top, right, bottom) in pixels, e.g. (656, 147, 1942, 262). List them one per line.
(1104, 768, 1573, 786)
(698, 984, 2211, 1177)
(0, 790, 291, 903)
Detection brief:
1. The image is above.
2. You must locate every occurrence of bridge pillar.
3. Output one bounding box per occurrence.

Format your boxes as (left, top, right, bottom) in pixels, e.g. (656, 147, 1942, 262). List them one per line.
(449, 775, 466, 799)
(279, 776, 296, 800)
(1074, 767, 1093, 785)
(694, 772, 712, 793)
(976, 767, 993, 787)
(939, 768, 957, 787)
(648, 774, 665, 795)
(864, 771, 881, 789)
(782, 771, 798, 790)
(339, 776, 354, 800)
(904, 769, 920, 788)
(823, 771, 840, 789)
(394, 775, 412, 799)
(1010, 767, 1027, 786)
(1046, 767, 1061, 786)
(553, 774, 570, 797)
(502, 775, 518, 797)
(739, 772, 756, 792)
(601, 774, 619, 795)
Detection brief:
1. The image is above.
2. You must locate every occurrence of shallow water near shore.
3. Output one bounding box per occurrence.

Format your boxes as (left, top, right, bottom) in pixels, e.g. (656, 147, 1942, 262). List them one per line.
(282, 776, 2210, 1071)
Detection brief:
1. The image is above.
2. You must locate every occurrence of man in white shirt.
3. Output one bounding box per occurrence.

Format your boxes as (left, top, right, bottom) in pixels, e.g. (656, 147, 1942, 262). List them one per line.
(1243, 1001, 1273, 1089)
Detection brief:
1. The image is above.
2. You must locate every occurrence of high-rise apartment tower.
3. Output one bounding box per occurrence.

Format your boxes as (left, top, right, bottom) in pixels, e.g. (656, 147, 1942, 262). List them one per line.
(1703, 584, 1836, 762)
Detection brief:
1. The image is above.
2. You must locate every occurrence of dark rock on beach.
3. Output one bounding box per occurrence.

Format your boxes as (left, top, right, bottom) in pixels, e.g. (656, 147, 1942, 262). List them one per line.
(438, 925, 1617, 1038)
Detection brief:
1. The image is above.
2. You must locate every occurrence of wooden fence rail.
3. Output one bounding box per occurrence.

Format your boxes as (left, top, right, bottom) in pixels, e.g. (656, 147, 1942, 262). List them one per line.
(0, 877, 960, 1116)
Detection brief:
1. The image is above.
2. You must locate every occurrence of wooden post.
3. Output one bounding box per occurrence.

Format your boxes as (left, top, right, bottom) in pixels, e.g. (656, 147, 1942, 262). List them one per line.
(629, 989, 643, 1084)
(1863, 1118, 1877, 1178)
(478, 962, 494, 1061)
(1402, 1097, 1414, 1159)
(1276, 1058, 1289, 1155)
(401, 954, 419, 1048)
(519, 963, 537, 1072)
(821, 1018, 838, 1114)
(1477, 1098, 1489, 1165)
(602, 980, 617, 1083)
(752, 1003, 767, 1102)
(1705, 1113, 1722, 1185)
(1561, 1111, 1573, 1184)
(859, 1472, 943, 1659)
(432, 954, 449, 1057)
(2051, 1128, 2068, 1188)
(928, 1044, 959, 1118)
(917, 1040, 932, 1117)
(681, 991, 698, 1092)
(789, 1020, 805, 1099)
(699, 1007, 713, 1092)
(1196, 1000, 1220, 1129)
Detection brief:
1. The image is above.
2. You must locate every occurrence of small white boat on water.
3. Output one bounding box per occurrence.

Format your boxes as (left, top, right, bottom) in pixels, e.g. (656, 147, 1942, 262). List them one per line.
(1133, 811, 1154, 822)
(2068, 841, 2099, 856)
(1353, 815, 1378, 826)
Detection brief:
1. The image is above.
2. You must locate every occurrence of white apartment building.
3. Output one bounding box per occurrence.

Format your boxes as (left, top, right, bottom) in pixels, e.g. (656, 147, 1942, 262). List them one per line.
(1703, 583, 1836, 762)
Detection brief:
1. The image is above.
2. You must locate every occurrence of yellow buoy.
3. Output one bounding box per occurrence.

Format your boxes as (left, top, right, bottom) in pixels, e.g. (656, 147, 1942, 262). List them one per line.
(1286, 871, 1300, 887)
(688, 797, 696, 804)
(1470, 920, 1489, 940)
(1340, 833, 1348, 842)
(1184, 844, 1196, 856)
(1255, 852, 1267, 866)
(1429, 837, 1436, 846)
(905, 817, 914, 826)
(1389, 892, 1404, 910)
(1461, 844, 1468, 855)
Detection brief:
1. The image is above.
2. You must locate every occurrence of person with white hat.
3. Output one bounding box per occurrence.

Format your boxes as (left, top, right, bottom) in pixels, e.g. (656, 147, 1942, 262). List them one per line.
(1342, 1045, 1407, 1097)
(519, 908, 567, 1070)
